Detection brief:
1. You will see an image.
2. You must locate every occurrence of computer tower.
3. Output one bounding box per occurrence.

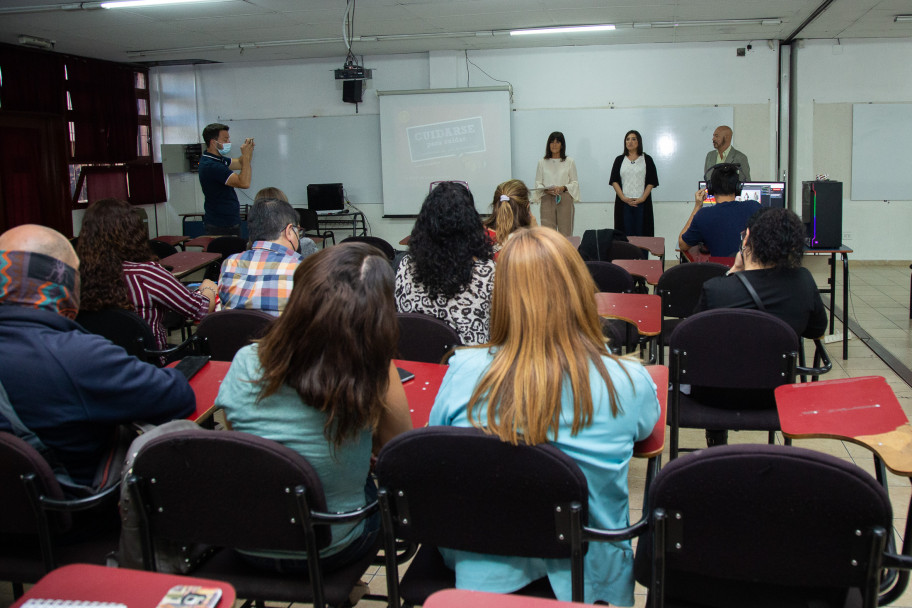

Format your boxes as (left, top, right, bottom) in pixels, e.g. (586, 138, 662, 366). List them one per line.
(802, 181, 842, 249)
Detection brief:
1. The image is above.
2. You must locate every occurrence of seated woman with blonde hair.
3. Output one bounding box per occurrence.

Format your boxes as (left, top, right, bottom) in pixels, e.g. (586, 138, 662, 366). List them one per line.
(429, 226, 660, 606)
(484, 179, 536, 256)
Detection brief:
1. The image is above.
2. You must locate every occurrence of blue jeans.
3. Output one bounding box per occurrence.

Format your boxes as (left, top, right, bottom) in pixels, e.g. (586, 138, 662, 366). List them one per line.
(237, 480, 379, 574)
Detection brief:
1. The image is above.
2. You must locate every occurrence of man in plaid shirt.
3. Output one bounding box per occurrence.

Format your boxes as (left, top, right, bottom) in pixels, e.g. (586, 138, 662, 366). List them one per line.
(217, 196, 318, 315)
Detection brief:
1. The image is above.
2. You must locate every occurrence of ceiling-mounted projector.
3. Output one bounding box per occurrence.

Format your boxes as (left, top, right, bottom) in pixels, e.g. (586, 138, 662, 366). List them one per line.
(334, 63, 372, 80)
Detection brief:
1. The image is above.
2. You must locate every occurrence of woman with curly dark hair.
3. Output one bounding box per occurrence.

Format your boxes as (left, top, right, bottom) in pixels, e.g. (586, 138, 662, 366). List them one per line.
(77, 198, 217, 349)
(696, 207, 825, 338)
(395, 182, 495, 345)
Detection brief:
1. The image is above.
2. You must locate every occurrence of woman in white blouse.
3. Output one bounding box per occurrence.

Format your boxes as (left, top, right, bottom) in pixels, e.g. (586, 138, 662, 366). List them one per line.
(531, 132, 579, 237)
(609, 130, 660, 237)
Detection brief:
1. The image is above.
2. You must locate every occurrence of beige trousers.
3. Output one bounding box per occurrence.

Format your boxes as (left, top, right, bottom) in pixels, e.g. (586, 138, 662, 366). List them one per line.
(539, 193, 575, 237)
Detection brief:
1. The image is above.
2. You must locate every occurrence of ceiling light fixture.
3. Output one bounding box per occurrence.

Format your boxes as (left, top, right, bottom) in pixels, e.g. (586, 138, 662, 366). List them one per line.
(101, 0, 230, 8)
(18, 34, 55, 49)
(510, 24, 616, 36)
(895, 15, 912, 22)
(632, 18, 782, 29)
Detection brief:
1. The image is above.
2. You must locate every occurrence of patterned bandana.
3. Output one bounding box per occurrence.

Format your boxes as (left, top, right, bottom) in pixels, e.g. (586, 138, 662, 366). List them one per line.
(0, 250, 80, 319)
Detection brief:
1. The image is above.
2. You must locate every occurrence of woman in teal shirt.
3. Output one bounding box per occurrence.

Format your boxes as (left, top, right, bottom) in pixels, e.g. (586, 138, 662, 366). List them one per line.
(428, 227, 660, 606)
(216, 242, 412, 572)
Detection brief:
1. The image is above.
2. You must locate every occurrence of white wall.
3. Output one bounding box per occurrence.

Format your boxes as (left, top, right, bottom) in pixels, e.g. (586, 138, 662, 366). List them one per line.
(794, 38, 912, 260)
(143, 37, 912, 259)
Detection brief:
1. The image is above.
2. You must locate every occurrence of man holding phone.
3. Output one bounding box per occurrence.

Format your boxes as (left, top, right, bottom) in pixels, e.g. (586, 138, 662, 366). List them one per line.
(199, 123, 255, 236)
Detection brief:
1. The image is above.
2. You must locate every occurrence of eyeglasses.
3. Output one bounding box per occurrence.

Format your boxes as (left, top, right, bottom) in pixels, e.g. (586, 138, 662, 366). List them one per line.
(289, 224, 304, 240)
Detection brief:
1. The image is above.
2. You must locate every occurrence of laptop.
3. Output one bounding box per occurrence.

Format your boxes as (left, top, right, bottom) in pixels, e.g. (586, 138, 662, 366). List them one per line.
(307, 183, 348, 215)
(697, 180, 786, 208)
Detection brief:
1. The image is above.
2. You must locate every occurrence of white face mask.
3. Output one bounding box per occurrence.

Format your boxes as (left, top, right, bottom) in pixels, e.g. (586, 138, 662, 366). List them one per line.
(217, 141, 232, 156)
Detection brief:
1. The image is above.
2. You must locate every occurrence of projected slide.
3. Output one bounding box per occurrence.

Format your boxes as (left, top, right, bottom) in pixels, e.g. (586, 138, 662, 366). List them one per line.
(379, 88, 512, 216)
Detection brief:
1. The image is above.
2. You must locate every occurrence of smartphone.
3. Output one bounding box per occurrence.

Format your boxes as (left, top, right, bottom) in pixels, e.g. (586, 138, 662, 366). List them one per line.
(397, 366, 415, 383)
(156, 585, 222, 608)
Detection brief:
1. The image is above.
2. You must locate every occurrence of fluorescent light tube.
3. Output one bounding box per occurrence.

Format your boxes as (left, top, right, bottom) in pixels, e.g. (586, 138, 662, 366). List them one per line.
(895, 15, 912, 23)
(510, 24, 616, 36)
(101, 0, 229, 8)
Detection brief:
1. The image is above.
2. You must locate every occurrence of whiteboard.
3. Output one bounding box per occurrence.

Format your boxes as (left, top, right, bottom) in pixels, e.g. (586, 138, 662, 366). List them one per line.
(222, 115, 382, 208)
(379, 87, 512, 216)
(511, 106, 733, 202)
(851, 103, 912, 201)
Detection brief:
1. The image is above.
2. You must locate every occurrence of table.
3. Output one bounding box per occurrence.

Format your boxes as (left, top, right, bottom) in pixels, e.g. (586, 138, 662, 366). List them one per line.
(775, 375, 912, 476)
(680, 248, 736, 267)
(804, 245, 852, 360)
(185, 235, 218, 249)
(318, 210, 366, 239)
(153, 235, 189, 250)
(628, 236, 665, 268)
(159, 251, 221, 279)
(169, 359, 232, 424)
(426, 589, 588, 608)
(11, 563, 235, 608)
(395, 359, 449, 427)
(176, 358, 446, 429)
(613, 259, 664, 287)
(595, 292, 662, 336)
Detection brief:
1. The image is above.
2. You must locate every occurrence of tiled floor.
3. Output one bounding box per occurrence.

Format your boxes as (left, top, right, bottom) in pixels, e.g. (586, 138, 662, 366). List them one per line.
(3, 259, 912, 608)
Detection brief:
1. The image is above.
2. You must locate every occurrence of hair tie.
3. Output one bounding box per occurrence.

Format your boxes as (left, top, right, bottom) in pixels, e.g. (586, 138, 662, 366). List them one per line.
(499, 195, 510, 202)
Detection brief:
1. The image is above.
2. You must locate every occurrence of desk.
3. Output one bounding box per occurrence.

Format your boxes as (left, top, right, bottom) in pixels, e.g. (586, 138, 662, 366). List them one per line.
(613, 259, 664, 287)
(11, 563, 236, 608)
(159, 251, 221, 279)
(171, 359, 232, 425)
(595, 292, 662, 336)
(775, 376, 912, 476)
(185, 235, 218, 249)
(176, 358, 446, 429)
(153, 235, 189, 250)
(628, 236, 666, 268)
(680, 248, 736, 267)
(805, 245, 852, 360)
(426, 589, 588, 608)
(640, 365, 668, 458)
(319, 211, 366, 239)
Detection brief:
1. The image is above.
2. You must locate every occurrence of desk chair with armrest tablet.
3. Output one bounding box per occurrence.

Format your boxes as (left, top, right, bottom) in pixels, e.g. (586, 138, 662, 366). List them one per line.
(127, 428, 383, 608)
(0, 432, 121, 599)
(634, 443, 912, 608)
(396, 312, 462, 364)
(655, 261, 730, 364)
(375, 426, 656, 606)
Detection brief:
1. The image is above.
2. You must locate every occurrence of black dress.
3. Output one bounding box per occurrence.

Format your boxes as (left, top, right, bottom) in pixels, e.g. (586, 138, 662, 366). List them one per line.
(609, 153, 659, 237)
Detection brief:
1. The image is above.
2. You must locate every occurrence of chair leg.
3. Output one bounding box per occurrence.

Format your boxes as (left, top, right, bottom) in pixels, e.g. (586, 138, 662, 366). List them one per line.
(767, 431, 776, 445)
(12, 582, 24, 599)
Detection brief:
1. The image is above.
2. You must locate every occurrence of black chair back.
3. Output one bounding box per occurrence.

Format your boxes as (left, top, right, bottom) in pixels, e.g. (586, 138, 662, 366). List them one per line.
(657, 262, 729, 319)
(608, 240, 644, 261)
(149, 239, 178, 259)
(296, 208, 335, 247)
(375, 426, 589, 605)
(127, 429, 378, 606)
(0, 432, 120, 584)
(203, 236, 247, 281)
(341, 236, 396, 261)
(396, 312, 462, 364)
(76, 308, 155, 360)
(667, 309, 799, 458)
(635, 444, 894, 608)
(195, 309, 275, 361)
(670, 308, 797, 390)
(585, 261, 634, 293)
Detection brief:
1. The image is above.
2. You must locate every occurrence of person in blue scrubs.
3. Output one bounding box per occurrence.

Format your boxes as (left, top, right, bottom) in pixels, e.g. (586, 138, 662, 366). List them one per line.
(428, 226, 660, 606)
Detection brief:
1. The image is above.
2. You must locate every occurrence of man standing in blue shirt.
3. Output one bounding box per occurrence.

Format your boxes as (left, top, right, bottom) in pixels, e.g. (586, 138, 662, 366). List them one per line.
(199, 122, 255, 236)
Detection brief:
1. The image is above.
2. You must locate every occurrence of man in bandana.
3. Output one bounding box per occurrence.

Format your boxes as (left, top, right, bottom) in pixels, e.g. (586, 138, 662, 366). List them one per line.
(0, 224, 196, 489)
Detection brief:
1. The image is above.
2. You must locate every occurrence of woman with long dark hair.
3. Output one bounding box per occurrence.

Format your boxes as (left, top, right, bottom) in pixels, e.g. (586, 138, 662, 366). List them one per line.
(429, 227, 660, 605)
(609, 129, 660, 237)
(216, 242, 412, 573)
(396, 182, 495, 345)
(77, 198, 216, 348)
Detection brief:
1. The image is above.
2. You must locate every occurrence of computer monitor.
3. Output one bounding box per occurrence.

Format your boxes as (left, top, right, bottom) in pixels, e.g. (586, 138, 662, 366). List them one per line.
(306, 183, 345, 214)
(698, 180, 787, 208)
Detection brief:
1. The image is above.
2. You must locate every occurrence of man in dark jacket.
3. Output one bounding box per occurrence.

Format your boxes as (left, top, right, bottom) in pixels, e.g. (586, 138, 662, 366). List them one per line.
(0, 224, 196, 487)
